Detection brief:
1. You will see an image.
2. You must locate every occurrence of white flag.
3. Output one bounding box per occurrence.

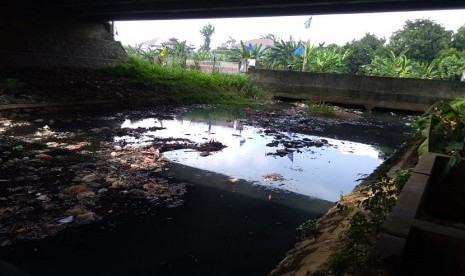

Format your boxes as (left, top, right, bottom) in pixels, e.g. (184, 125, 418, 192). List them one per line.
(304, 16, 313, 29)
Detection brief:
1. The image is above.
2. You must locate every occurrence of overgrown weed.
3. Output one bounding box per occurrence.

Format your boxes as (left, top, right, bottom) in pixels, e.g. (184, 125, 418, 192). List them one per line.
(296, 219, 319, 241)
(105, 54, 270, 104)
(328, 169, 412, 275)
(301, 100, 336, 117)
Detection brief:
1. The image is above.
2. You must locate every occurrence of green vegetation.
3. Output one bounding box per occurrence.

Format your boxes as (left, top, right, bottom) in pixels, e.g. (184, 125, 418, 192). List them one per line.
(302, 100, 336, 117)
(415, 97, 465, 178)
(343, 33, 386, 75)
(328, 169, 412, 275)
(267, 37, 303, 69)
(297, 219, 319, 241)
(389, 19, 453, 64)
(362, 50, 413, 78)
(360, 20, 465, 80)
(124, 19, 465, 80)
(296, 43, 351, 74)
(3, 78, 23, 90)
(0, 78, 24, 97)
(106, 54, 269, 104)
(326, 97, 464, 275)
(199, 23, 215, 52)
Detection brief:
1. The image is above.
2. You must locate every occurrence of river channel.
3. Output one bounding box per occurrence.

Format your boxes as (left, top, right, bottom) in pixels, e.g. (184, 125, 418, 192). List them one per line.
(0, 103, 413, 275)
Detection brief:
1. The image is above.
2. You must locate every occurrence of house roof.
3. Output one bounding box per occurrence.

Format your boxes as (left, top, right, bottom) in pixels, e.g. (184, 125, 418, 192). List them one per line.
(234, 38, 275, 48)
(140, 37, 180, 48)
(141, 38, 160, 48)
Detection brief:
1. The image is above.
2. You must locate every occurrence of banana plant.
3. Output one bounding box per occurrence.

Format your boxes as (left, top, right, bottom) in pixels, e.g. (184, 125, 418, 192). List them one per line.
(308, 48, 351, 74)
(267, 37, 303, 70)
(363, 50, 412, 78)
(416, 98, 465, 179)
(231, 41, 266, 60)
(169, 40, 190, 68)
(411, 60, 440, 79)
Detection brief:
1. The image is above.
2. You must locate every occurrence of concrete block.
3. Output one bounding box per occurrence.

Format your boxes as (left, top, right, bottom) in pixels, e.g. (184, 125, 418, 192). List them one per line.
(382, 214, 414, 238)
(390, 173, 430, 218)
(413, 152, 448, 175)
(370, 232, 407, 260)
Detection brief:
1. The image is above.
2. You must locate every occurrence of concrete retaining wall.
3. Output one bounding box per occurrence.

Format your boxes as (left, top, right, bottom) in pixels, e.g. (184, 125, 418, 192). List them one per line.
(249, 69, 465, 112)
(370, 153, 465, 273)
(0, 6, 126, 69)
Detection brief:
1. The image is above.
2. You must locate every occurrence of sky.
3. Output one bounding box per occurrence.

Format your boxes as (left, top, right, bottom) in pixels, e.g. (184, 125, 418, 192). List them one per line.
(115, 9, 465, 50)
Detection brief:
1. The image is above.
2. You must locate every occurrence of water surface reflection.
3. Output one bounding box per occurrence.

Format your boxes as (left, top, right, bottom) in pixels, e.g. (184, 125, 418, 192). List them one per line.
(119, 109, 387, 202)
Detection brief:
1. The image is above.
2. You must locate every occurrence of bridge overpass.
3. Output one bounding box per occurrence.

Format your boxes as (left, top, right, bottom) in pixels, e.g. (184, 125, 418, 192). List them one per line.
(1, 0, 465, 68)
(2, 0, 464, 21)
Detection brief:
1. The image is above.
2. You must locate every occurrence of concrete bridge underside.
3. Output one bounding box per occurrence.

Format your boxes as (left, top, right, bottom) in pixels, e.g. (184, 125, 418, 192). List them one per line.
(0, 0, 464, 69)
(2, 0, 465, 21)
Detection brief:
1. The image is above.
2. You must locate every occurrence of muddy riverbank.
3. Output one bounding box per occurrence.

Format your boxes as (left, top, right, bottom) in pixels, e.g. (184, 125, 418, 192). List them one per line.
(0, 103, 413, 275)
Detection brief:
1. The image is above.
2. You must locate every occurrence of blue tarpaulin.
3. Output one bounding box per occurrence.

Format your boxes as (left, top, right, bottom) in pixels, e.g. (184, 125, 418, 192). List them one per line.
(293, 46, 304, 56)
(247, 43, 254, 52)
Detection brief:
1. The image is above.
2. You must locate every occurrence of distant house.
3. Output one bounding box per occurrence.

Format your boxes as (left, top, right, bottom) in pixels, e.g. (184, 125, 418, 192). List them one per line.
(140, 37, 180, 50)
(232, 38, 275, 49)
(140, 38, 160, 49)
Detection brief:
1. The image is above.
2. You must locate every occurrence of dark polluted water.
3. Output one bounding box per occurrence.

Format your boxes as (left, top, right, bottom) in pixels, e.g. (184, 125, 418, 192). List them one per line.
(117, 106, 407, 202)
(0, 105, 413, 276)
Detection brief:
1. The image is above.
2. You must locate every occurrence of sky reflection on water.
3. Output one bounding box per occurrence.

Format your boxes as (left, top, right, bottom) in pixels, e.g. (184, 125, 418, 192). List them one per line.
(119, 113, 384, 202)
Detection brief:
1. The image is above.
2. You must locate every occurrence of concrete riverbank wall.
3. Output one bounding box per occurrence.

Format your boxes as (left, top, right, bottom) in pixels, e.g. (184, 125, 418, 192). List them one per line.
(0, 6, 126, 69)
(249, 69, 465, 112)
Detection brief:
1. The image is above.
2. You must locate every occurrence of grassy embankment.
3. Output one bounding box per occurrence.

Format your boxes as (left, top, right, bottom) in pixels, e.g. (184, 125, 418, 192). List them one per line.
(105, 55, 269, 104)
(0, 55, 269, 105)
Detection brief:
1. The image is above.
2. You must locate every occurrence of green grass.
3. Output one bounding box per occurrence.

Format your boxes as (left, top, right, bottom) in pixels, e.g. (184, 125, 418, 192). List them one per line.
(105, 54, 270, 105)
(302, 100, 336, 117)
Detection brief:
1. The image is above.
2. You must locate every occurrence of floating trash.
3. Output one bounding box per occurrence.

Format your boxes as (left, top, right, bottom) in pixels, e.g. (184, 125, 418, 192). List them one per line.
(263, 173, 285, 182)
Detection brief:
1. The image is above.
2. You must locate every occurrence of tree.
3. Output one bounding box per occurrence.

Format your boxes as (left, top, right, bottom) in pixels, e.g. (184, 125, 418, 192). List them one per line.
(199, 23, 215, 52)
(452, 25, 465, 52)
(434, 48, 465, 80)
(388, 19, 452, 64)
(344, 33, 386, 74)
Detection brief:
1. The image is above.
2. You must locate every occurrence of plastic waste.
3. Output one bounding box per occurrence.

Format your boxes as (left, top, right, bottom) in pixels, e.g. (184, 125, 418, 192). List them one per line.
(58, 216, 74, 224)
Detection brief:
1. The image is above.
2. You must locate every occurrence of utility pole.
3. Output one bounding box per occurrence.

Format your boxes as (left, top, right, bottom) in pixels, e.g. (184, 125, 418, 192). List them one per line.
(212, 49, 216, 73)
(302, 41, 308, 72)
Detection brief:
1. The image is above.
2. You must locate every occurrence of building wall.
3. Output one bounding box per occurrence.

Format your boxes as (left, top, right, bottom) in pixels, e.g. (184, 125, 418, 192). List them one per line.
(249, 69, 465, 111)
(0, 6, 126, 69)
(187, 60, 240, 74)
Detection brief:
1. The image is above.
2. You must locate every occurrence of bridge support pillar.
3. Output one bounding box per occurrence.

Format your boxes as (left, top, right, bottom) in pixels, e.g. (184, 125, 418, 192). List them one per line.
(0, 6, 126, 69)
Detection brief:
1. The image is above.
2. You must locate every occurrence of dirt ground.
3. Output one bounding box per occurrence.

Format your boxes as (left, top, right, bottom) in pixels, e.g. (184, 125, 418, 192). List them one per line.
(269, 140, 420, 275)
(0, 69, 415, 275)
